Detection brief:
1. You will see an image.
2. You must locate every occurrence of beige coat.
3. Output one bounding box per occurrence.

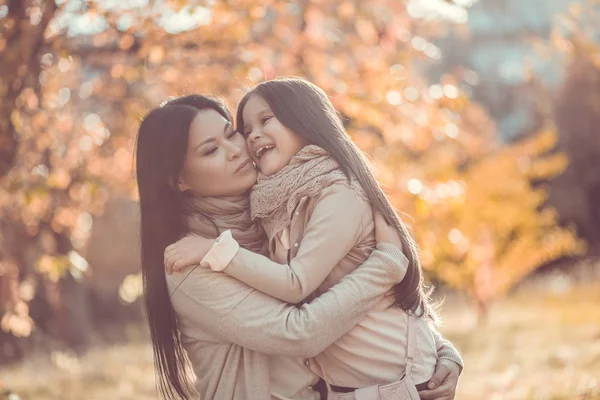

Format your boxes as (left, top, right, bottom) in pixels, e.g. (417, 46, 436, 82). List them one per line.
(167, 242, 409, 400)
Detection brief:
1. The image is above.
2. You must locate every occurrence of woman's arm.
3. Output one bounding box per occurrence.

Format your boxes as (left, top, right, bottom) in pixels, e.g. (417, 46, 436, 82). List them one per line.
(169, 242, 407, 358)
(431, 326, 464, 372)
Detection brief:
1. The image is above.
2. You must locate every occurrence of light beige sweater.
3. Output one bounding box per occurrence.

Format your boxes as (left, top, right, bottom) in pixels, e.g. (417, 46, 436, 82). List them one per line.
(166, 243, 408, 400)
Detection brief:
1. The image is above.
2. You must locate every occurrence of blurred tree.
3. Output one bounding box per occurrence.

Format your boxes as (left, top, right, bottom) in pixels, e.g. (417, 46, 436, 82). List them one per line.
(0, 0, 587, 359)
(0, 0, 146, 358)
(352, 64, 586, 318)
(402, 128, 585, 320)
(547, 1, 600, 253)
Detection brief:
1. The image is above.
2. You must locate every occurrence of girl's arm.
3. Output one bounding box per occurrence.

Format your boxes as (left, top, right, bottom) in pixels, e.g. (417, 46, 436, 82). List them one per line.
(169, 242, 406, 358)
(168, 185, 390, 303)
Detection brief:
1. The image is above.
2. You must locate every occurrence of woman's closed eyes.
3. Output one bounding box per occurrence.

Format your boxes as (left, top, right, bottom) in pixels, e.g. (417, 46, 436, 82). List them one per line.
(202, 130, 239, 156)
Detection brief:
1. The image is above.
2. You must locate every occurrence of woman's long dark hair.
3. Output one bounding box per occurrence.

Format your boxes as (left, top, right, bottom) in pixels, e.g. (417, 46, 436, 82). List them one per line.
(237, 78, 435, 319)
(135, 95, 232, 399)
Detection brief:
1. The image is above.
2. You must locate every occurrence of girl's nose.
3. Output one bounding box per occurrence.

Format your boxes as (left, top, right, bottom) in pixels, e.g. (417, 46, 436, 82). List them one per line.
(247, 129, 261, 142)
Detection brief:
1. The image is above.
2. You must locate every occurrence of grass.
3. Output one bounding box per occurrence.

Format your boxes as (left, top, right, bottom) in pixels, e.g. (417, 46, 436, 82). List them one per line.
(0, 341, 156, 400)
(442, 283, 600, 400)
(1, 283, 599, 400)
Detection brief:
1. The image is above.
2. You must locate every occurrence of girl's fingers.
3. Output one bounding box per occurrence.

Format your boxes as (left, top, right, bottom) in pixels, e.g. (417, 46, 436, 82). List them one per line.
(165, 257, 173, 275)
(164, 245, 179, 257)
(173, 258, 191, 272)
(165, 254, 182, 274)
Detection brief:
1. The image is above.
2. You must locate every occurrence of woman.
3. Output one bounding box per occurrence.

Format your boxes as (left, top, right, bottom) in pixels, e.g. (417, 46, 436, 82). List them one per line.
(136, 94, 460, 399)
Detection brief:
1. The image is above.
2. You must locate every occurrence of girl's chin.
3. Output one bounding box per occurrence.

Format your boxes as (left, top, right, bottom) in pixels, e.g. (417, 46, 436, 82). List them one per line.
(257, 161, 283, 177)
(259, 169, 276, 177)
(257, 151, 282, 176)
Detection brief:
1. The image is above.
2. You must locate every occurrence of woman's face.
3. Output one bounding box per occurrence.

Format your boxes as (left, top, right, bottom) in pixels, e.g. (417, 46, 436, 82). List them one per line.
(178, 109, 257, 197)
(241, 95, 309, 176)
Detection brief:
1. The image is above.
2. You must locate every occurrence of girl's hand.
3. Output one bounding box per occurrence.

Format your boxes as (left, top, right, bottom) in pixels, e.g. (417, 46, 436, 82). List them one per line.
(373, 211, 403, 251)
(164, 234, 215, 275)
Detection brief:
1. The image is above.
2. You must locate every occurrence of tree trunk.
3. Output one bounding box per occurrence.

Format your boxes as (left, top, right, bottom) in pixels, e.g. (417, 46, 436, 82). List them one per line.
(60, 272, 93, 352)
(54, 232, 93, 351)
(0, 0, 57, 177)
(475, 298, 489, 326)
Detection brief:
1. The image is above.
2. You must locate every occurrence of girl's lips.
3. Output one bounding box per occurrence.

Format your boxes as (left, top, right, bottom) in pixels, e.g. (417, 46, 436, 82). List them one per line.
(253, 144, 275, 159)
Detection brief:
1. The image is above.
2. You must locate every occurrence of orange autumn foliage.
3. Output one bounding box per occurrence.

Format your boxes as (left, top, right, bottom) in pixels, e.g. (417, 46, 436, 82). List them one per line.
(0, 0, 585, 342)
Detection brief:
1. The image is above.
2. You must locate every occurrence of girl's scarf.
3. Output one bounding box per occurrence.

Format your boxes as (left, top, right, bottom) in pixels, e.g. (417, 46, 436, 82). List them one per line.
(250, 145, 365, 241)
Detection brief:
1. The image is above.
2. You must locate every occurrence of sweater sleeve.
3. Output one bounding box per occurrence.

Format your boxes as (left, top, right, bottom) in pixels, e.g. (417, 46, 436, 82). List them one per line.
(200, 230, 239, 271)
(171, 243, 407, 358)
(430, 326, 464, 373)
(221, 186, 376, 303)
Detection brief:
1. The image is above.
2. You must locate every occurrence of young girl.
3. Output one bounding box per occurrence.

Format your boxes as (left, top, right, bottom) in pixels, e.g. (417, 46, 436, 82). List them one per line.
(166, 79, 463, 399)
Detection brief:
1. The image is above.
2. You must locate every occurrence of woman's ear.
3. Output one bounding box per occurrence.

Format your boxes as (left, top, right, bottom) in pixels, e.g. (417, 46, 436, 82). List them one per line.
(178, 180, 190, 192)
(171, 175, 190, 192)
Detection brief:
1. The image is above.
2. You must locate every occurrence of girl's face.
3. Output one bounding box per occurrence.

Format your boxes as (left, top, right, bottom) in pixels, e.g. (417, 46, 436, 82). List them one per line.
(241, 95, 309, 176)
(178, 109, 257, 197)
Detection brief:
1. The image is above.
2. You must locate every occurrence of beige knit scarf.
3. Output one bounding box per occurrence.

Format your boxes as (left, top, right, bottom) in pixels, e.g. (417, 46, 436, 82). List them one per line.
(185, 195, 266, 254)
(250, 145, 366, 242)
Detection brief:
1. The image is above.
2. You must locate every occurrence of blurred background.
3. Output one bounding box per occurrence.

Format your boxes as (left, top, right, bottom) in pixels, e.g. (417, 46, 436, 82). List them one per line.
(0, 0, 599, 399)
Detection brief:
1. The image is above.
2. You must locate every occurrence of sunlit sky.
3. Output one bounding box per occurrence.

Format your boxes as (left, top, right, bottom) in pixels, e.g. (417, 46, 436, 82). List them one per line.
(45, 0, 476, 38)
(52, 0, 213, 36)
(406, 0, 477, 23)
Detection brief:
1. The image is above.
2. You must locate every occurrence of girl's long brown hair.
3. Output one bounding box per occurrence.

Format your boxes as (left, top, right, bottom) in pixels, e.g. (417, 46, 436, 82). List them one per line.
(237, 77, 435, 319)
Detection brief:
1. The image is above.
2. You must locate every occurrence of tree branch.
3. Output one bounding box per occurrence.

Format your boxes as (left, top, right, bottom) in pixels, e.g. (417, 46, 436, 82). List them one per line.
(0, 0, 58, 178)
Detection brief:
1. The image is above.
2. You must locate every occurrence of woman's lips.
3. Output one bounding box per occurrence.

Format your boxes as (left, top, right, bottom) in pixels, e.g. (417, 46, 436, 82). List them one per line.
(234, 159, 252, 174)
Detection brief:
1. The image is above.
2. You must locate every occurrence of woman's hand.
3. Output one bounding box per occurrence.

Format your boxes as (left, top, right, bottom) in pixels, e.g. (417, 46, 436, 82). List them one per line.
(418, 358, 461, 400)
(164, 234, 215, 274)
(373, 211, 403, 250)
